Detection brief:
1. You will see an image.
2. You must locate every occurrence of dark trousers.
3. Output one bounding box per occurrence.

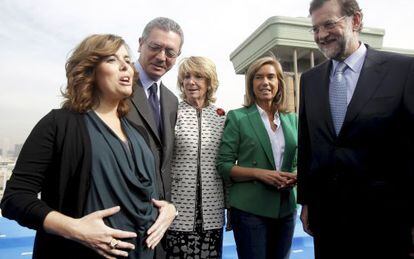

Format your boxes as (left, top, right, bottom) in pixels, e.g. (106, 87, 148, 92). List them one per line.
(230, 207, 295, 259)
(312, 219, 412, 259)
(308, 201, 413, 259)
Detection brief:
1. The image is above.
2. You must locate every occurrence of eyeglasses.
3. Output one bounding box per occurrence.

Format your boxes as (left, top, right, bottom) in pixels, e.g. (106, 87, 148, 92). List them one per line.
(146, 41, 180, 59)
(309, 16, 346, 34)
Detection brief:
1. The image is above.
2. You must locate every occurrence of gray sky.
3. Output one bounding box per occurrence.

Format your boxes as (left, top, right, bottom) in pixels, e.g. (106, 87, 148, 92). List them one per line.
(1, 0, 413, 150)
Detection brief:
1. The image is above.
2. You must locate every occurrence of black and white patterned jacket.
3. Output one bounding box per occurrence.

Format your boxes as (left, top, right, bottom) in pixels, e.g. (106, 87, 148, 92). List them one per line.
(169, 101, 226, 231)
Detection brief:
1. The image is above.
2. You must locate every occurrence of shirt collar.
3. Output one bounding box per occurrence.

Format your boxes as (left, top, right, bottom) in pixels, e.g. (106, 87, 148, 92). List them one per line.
(331, 42, 367, 74)
(256, 104, 281, 128)
(134, 61, 161, 91)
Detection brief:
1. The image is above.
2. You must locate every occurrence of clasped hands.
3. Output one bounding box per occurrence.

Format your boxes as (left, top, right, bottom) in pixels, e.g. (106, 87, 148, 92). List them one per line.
(258, 170, 297, 190)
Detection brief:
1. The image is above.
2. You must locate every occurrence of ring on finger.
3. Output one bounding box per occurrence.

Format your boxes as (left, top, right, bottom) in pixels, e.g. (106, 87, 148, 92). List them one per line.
(109, 238, 119, 249)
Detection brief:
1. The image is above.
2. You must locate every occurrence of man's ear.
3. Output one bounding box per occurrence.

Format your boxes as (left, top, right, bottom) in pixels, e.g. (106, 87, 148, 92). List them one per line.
(352, 11, 363, 32)
(138, 37, 143, 53)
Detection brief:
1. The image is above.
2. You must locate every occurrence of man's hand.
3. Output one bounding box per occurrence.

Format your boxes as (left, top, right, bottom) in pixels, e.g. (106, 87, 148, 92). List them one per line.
(410, 226, 414, 258)
(146, 199, 177, 249)
(300, 205, 313, 236)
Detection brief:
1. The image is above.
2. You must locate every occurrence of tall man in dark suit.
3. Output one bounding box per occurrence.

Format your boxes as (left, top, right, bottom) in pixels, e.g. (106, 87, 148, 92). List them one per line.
(127, 17, 182, 256)
(297, 0, 414, 258)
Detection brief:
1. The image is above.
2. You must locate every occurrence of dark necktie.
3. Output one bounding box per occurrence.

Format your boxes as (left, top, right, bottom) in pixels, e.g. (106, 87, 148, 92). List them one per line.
(329, 62, 348, 135)
(148, 83, 162, 136)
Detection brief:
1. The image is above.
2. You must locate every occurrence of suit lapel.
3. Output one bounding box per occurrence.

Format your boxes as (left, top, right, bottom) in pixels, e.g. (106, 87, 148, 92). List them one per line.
(159, 83, 175, 146)
(130, 80, 161, 143)
(342, 48, 386, 132)
(246, 105, 276, 169)
(308, 61, 337, 136)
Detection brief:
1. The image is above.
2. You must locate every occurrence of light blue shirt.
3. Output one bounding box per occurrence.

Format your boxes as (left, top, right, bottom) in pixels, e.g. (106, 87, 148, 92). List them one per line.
(330, 43, 367, 105)
(134, 61, 161, 99)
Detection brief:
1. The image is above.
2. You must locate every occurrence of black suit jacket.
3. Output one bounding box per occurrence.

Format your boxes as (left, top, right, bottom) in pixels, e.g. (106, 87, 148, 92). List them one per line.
(127, 81, 178, 202)
(297, 46, 414, 256)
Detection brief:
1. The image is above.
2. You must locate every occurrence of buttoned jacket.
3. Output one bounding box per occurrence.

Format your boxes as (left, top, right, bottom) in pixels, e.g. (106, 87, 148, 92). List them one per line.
(217, 105, 298, 219)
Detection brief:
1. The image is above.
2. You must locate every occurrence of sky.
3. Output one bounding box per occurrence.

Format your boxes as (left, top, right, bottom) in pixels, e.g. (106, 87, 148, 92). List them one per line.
(0, 0, 413, 150)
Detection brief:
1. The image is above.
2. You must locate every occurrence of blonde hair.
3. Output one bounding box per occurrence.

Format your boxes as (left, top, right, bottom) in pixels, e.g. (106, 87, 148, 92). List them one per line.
(244, 56, 287, 113)
(177, 56, 219, 105)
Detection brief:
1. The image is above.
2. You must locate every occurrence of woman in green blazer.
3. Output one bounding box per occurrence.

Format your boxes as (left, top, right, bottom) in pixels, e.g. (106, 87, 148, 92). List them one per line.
(217, 56, 298, 259)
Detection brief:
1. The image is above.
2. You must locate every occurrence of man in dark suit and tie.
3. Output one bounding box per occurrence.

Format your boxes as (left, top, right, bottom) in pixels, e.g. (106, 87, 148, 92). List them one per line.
(297, 0, 414, 258)
(127, 17, 182, 257)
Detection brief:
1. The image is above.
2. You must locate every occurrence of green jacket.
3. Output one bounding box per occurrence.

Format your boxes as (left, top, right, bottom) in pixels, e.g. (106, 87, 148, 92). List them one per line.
(216, 105, 297, 218)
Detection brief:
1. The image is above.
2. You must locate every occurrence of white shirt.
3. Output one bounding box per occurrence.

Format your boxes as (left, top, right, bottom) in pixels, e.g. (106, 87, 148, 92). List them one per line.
(256, 105, 285, 171)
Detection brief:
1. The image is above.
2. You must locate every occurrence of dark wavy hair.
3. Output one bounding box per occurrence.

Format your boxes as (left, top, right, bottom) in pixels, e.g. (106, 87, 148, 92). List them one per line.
(62, 34, 136, 117)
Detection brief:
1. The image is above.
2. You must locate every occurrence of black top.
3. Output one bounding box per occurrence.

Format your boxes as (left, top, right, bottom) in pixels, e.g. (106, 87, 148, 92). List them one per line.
(0, 108, 153, 259)
(85, 111, 157, 259)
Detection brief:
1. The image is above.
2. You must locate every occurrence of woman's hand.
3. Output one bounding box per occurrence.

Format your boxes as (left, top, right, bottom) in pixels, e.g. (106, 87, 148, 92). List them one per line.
(255, 169, 297, 189)
(229, 166, 297, 189)
(279, 171, 297, 189)
(44, 206, 137, 259)
(146, 199, 177, 250)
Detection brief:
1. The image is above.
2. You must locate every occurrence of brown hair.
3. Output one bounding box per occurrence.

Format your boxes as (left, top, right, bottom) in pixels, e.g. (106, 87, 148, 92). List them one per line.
(177, 56, 219, 106)
(62, 34, 136, 117)
(244, 56, 287, 113)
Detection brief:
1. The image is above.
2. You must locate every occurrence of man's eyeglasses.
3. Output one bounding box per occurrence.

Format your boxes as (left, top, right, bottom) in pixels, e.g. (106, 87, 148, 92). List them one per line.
(146, 41, 180, 59)
(309, 16, 346, 34)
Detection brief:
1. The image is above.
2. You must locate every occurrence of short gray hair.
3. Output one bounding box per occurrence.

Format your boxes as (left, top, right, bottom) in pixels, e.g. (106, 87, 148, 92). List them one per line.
(141, 17, 184, 49)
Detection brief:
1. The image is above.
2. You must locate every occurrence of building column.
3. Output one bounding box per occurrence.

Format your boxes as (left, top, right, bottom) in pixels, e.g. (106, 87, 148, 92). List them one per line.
(293, 49, 300, 113)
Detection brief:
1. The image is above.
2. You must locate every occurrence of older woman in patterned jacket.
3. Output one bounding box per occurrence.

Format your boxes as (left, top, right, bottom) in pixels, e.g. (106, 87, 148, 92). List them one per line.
(166, 56, 226, 259)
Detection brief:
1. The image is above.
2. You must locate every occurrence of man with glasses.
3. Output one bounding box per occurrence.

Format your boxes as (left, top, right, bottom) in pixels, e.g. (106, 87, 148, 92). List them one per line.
(297, 0, 414, 258)
(127, 17, 183, 259)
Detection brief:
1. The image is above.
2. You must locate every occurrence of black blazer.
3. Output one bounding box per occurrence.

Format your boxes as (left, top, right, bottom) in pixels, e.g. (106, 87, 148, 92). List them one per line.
(1, 109, 98, 258)
(298, 46, 414, 224)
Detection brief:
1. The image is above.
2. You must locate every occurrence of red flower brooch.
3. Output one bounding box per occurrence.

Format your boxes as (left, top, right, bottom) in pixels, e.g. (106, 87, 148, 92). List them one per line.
(216, 108, 225, 116)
